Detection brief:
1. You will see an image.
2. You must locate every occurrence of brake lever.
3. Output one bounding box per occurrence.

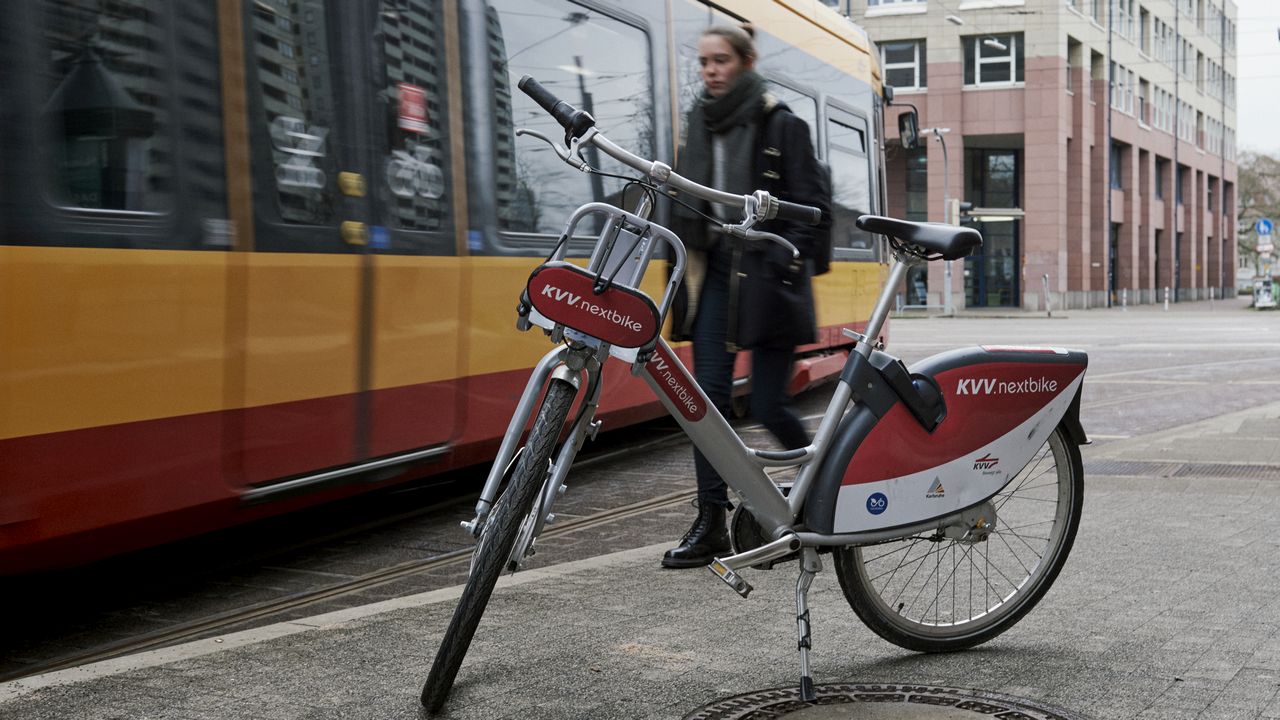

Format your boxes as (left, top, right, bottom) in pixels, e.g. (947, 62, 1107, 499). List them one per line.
(515, 127, 589, 171)
(720, 224, 800, 259)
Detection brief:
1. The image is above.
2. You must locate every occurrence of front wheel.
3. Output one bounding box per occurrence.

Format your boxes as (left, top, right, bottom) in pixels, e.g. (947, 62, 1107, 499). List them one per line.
(833, 424, 1083, 653)
(421, 378, 577, 713)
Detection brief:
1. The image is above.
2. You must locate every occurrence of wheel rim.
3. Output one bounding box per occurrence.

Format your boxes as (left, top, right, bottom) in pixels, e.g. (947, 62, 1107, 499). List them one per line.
(850, 431, 1076, 640)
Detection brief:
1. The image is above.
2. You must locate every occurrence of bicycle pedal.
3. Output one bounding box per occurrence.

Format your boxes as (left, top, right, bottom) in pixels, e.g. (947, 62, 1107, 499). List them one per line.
(708, 558, 753, 598)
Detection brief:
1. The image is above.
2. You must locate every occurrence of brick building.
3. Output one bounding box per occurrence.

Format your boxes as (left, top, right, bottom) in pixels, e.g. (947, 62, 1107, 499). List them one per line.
(829, 0, 1238, 310)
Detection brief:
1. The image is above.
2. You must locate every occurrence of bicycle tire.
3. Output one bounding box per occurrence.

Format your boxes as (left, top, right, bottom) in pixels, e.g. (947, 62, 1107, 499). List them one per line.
(421, 378, 577, 713)
(833, 424, 1083, 653)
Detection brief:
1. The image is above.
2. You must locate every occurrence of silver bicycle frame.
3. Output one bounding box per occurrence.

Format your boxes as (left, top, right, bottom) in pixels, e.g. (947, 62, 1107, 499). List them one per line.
(468, 120, 930, 554)
(631, 261, 910, 543)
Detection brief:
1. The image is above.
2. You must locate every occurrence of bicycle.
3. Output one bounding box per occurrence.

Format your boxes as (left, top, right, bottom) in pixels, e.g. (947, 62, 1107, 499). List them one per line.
(420, 75, 1089, 713)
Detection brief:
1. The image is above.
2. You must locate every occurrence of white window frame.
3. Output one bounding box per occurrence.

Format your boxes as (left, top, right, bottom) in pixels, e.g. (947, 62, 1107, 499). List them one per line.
(866, 0, 927, 14)
(965, 33, 1021, 87)
(880, 39, 926, 91)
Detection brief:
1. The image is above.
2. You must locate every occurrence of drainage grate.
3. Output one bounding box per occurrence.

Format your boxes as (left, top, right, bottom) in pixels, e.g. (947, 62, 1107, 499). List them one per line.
(1172, 462, 1280, 480)
(1084, 459, 1182, 477)
(1084, 460, 1280, 480)
(683, 684, 1090, 720)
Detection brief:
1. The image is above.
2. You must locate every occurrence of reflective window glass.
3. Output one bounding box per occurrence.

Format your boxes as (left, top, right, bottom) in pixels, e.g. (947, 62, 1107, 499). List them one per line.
(376, 0, 451, 237)
(249, 0, 337, 225)
(827, 109, 874, 253)
(766, 81, 817, 154)
(881, 40, 925, 90)
(43, 0, 173, 213)
(671, 4, 741, 143)
(484, 0, 653, 240)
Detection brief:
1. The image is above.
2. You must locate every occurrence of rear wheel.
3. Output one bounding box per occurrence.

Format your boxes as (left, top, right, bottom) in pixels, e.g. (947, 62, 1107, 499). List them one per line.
(420, 378, 577, 713)
(833, 425, 1083, 652)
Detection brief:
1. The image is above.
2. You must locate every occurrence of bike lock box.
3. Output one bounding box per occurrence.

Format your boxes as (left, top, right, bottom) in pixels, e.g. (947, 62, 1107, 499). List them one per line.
(806, 346, 1088, 535)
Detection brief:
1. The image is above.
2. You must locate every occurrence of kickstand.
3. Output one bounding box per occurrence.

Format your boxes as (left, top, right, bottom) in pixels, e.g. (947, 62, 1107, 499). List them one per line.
(794, 548, 821, 703)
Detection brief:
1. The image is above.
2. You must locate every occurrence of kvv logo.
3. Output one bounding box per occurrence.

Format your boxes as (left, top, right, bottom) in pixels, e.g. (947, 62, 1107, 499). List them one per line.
(955, 377, 1059, 395)
(647, 353, 702, 419)
(540, 284, 581, 306)
(540, 284, 644, 332)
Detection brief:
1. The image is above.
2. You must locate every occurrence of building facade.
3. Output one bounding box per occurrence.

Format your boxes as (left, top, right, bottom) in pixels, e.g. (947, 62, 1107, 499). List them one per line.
(832, 0, 1238, 310)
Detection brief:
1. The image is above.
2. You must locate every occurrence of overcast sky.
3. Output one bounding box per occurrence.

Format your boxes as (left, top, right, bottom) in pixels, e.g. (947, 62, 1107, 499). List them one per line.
(1236, 0, 1280, 157)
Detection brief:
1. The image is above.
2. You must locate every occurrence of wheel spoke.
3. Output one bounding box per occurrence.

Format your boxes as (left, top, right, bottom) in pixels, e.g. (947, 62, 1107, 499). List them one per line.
(838, 428, 1080, 649)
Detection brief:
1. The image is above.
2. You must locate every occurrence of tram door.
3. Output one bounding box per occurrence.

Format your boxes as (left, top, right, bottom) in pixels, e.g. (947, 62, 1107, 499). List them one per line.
(233, 0, 460, 489)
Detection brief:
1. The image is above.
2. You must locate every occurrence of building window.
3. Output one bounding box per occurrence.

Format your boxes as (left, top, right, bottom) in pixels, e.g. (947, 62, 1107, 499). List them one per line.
(905, 147, 927, 221)
(1110, 143, 1123, 189)
(1155, 158, 1166, 199)
(1139, 7, 1151, 54)
(881, 40, 926, 91)
(1176, 166, 1185, 205)
(1137, 78, 1149, 124)
(963, 34, 1023, 87)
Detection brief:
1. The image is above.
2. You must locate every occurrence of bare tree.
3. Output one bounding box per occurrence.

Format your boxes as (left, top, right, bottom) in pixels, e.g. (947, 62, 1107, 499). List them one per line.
(1237, 151, 1280, 273)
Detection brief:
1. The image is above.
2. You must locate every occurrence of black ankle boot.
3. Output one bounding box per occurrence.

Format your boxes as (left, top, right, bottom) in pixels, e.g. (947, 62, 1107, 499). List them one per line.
(661, 502, 730, 569)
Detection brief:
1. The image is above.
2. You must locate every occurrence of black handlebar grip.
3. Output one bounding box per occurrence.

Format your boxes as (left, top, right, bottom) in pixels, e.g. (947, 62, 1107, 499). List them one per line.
(776, 199, 823, 226)
(518, 75, 579, 133)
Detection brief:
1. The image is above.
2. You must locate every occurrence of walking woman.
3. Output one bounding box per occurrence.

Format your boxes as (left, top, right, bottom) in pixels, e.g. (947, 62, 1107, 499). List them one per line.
(662, 24, 829, 568)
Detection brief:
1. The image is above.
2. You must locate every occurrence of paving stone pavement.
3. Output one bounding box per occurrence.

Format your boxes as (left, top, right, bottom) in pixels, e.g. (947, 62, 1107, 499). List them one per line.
(5, 396, 1280, 719)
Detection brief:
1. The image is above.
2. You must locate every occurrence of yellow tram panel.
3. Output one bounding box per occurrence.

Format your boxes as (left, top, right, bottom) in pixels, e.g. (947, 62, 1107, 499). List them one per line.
(0, 246, 229, 441)
(370, 255, 464, 390)
(239, 253, 362, 408)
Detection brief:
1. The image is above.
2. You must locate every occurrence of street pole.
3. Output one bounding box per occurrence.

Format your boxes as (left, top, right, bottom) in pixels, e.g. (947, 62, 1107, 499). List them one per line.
(574, 55, 605, 205)
(925, 127, 954, 315)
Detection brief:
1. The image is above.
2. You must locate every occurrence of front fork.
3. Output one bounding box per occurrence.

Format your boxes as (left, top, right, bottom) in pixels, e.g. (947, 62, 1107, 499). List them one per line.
(462, 344, 604, 570)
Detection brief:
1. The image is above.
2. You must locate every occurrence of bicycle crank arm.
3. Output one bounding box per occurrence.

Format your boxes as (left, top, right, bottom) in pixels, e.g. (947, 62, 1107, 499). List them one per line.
(708, 533, 802, 598)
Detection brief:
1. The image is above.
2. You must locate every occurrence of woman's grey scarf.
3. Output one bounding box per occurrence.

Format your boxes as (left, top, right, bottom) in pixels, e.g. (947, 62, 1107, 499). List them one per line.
(676, 70, 766, 222)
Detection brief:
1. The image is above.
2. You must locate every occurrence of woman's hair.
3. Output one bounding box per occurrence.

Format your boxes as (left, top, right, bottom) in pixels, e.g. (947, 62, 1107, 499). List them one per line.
(702, 23, 757, 64)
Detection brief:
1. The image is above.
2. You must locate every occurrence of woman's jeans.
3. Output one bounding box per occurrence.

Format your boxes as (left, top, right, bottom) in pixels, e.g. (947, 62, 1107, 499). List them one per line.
(691, 256, 809, 509)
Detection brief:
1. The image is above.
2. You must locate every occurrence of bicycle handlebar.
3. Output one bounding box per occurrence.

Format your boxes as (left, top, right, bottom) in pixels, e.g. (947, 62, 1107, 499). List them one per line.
(776, 199, 822, 226)
(517, 75, 597, 142)
(517, 75, 822, 229)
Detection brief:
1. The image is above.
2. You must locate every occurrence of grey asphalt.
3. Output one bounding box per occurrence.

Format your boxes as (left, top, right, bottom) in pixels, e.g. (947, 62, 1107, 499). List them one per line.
(5, 298, 1280, 720)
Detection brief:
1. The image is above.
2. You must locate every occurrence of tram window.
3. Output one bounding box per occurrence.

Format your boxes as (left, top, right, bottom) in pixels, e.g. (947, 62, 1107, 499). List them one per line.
(248, 0, 337, 226)
(765, 82, 818, 154)
(375, 0, 452, 239)
(826, 108, 875, 255)
(485, 0, 654, 240)
(671, 2, 744, 142)
(42, 0, 173, 213)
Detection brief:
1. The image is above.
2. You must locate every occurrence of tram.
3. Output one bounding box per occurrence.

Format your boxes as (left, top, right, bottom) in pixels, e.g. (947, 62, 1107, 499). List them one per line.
(0, 0, 889, 573)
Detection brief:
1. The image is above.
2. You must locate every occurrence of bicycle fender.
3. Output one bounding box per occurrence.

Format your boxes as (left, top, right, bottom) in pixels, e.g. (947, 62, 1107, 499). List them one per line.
(807, 346, 1088, 535)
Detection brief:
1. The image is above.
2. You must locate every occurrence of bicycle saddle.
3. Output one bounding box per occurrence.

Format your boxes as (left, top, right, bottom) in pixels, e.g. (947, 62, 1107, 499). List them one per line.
(855, 215, 982, 260)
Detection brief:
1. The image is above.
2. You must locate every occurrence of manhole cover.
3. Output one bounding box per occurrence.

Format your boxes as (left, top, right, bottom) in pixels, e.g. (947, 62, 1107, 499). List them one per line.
(683, 684, 1089, 720)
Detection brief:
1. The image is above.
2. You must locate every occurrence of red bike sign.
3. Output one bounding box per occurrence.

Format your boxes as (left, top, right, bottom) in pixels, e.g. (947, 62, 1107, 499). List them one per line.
(526, 263, 660, 349)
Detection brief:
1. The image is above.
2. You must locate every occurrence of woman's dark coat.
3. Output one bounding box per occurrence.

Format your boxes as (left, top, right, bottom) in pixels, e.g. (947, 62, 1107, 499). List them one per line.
(669, 95, 829, 351)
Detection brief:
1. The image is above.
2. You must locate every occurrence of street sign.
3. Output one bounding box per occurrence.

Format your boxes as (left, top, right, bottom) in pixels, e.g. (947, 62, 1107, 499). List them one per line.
(1258, 218, 1275, 236)
(1259, 243, 1276, 255)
